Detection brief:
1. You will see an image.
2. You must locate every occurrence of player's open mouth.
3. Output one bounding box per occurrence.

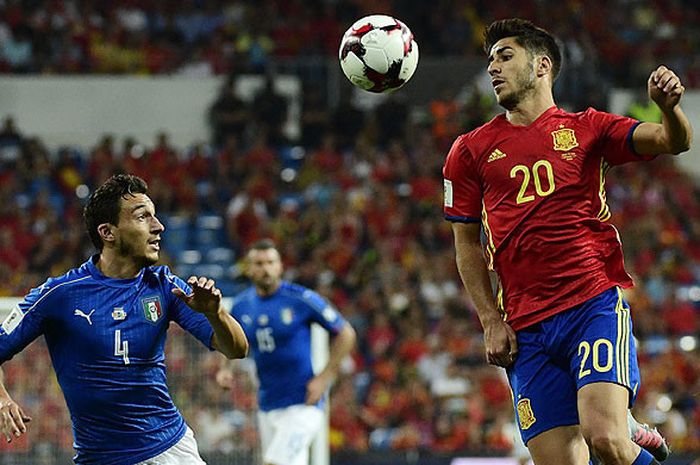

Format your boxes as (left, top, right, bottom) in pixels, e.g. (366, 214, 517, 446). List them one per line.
(148, 239, 160, 251)
(492, 79, 505, 90)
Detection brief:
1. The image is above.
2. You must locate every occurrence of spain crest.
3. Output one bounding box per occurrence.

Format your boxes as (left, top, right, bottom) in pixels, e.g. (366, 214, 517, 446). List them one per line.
(551, 127, 579, 151)
(142, 296, 163, 324)
(517, 398, 536, 430)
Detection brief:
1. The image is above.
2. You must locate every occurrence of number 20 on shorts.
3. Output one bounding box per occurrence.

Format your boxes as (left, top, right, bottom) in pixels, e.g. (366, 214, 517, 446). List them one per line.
(577, 338, 614, 379)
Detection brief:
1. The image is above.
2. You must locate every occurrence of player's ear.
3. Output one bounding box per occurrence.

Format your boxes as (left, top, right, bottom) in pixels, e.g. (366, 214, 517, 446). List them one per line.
(241, 260, 251, 278)
(536, 55, 552, 78)
(97, 223, 115, 244)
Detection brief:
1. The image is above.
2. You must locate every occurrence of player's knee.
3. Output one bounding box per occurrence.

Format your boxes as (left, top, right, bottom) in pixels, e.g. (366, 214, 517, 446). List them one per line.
(584, 431, 629, 463)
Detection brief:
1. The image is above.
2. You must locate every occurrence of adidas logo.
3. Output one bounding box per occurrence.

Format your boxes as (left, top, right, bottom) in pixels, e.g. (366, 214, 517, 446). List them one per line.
(487, 149, 507, 162)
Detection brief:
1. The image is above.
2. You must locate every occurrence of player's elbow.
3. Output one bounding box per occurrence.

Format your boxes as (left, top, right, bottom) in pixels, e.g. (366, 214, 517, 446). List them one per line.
(229, 339, 249, 359)
(665, 127, 692, 155)
(668, 136, 691, 155)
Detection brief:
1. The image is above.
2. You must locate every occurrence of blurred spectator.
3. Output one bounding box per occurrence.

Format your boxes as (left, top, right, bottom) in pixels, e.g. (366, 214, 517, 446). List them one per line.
(208, 75, 250, 147)
(251, 74, 289, 145)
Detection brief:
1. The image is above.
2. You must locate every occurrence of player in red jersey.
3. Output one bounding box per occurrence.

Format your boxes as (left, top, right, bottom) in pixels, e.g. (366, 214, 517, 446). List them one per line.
(443, 18, 691, 465)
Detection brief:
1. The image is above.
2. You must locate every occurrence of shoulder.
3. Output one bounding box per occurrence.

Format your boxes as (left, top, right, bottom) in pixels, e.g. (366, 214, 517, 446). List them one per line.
(145, 265, 183, 288)
(22, 264, 90, 307)
(560, 107, 638, 134)
(448, 115, 504, 158)
(279, 282, 319, 300)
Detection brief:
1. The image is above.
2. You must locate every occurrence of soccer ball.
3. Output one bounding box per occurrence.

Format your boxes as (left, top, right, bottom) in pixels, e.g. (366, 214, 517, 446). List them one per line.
(339, 14, 419, 93)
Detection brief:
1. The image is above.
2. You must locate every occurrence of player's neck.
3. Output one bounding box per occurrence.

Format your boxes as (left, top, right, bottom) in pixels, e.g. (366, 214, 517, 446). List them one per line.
(505, 92, 556, 126)
(95, 251, 143, 279)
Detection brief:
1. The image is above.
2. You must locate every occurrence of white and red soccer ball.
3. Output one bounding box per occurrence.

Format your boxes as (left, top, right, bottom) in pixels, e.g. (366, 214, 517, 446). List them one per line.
(339, 14, 419, 93)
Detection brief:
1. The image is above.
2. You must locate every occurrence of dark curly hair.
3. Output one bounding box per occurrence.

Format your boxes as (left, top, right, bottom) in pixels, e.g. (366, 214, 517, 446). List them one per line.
(83, 174, 149, 250)
(484, 18, 562, 81)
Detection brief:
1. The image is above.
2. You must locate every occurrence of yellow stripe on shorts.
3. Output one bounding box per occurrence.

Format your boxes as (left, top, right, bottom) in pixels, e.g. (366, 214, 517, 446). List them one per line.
(614, 287, 630, 387)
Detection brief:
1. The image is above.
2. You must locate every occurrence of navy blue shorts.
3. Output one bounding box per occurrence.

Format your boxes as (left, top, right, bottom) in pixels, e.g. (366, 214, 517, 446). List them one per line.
(507, 287, 640, 444)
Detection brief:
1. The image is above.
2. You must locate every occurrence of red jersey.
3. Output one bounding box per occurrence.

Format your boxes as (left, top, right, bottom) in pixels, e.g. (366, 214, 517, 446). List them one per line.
(443, 106, 651, 331)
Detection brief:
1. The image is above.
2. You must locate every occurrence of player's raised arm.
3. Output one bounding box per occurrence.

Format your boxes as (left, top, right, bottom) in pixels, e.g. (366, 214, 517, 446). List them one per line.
(173, 276, 249, 359)
(0, 367, 31, 443)
(452, 222, 517, 367)
(632, 65, 693, 155)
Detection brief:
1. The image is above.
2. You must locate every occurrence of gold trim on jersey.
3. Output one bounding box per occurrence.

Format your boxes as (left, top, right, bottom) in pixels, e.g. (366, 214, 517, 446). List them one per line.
(481, 203, 496, 271)
(496, 283, 507, 320)
(614, 287, 631, 388)
(551, 127, 579, 151)
(598, 159, 612, 222)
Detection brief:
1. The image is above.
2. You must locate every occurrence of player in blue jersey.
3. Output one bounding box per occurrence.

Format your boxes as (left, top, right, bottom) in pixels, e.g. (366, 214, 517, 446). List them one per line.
(0, 174, 249, 465)
(216, 239, 356, 465)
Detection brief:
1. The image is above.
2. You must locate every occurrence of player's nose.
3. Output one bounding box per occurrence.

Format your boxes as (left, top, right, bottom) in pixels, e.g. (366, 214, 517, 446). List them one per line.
(152, 216, 165, 233)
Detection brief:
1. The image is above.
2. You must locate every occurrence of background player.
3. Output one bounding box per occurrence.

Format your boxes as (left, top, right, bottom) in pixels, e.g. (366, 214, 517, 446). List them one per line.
(0, 174, 249, 465)
(216, 239, 356, 465)
(443, 18, 691, 465)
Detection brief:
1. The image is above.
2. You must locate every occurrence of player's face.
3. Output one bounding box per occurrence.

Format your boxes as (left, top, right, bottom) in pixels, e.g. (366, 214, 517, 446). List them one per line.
(114, 193, 164, 267)
(487, 37, 537, 109)
(246, 248, 283, 294)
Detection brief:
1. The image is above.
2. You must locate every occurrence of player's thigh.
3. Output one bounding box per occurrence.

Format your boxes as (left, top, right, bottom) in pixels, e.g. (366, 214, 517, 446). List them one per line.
(527, 425, 589, 465)
(577, 382, 630, 444)
(568, 287, 640, 406)
(507, 326, 579, 446)
(136, 426, 207, 465)
(263, 405, 324, 465)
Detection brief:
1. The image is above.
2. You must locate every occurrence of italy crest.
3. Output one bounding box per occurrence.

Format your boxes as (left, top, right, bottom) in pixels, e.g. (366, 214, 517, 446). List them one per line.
(551, 127, 579, 151)
(142, 296, 163, 324)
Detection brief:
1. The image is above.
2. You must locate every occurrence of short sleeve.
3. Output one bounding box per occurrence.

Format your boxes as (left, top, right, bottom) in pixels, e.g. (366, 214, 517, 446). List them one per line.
(443, 135, 482, 222)
(0, 282, 51, 363)
(585, 108, 653, 166)
(165, 272, 215, 350)
(301, 289, 346, 335)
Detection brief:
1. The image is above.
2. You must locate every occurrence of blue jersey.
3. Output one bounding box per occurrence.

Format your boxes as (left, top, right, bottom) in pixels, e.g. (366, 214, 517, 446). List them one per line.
(231, 281, 347, 411)
(0, 256, 215, 465)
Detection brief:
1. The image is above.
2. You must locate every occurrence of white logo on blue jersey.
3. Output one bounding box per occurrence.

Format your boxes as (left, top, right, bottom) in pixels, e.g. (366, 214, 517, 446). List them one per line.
(1, 306, 23, 334)
(74, 309, 95, 325)
(111, 307, 127, 321)
(322, 306, 337, 322)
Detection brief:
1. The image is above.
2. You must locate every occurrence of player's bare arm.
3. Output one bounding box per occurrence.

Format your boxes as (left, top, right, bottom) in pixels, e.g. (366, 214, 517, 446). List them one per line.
(0, 367, 31, 443)
(306, 323, 356, 405)
(633, 65, 693, 155)
(452, 222, 517, 367)
(173, 276, 249, 359)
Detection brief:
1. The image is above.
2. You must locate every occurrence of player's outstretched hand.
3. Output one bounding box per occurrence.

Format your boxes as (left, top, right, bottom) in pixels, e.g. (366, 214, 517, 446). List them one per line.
(215, 368, 235, 390)
(0, 397, 31, 443)
(172, 276, 222, 317)
(484, 320, 518, 367)
(648, 65, 685, 112)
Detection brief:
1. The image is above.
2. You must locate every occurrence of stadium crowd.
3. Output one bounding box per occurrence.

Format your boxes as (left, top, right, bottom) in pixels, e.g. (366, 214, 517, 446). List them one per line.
(0, 0, 699, 463)
(0, 0, 699, 88)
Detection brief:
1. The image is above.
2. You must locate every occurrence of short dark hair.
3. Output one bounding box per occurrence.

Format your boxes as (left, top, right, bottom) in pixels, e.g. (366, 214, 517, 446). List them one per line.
(248, 238, 278, 253)
(484, 18, 562, 81)
(83, 174, 149, 250)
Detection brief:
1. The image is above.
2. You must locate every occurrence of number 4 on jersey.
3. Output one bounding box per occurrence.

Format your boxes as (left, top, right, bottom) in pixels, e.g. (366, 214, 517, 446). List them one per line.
(114, 330, 130, 365)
